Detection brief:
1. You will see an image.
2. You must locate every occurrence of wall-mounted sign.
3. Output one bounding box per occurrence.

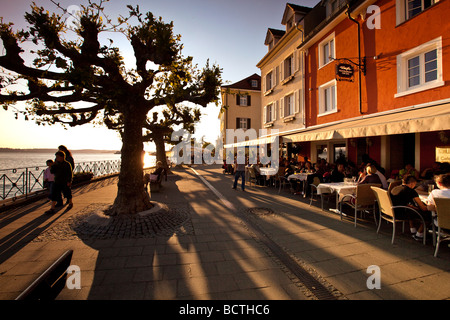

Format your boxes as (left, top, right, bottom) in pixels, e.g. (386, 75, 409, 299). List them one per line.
(336, 63, 354, 79)
(436, 146, 450, 163)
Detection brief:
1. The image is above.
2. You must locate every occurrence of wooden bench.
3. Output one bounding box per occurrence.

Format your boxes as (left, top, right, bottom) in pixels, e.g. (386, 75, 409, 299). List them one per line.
(15, 250, 73, 300)
(144, 169, 167, 193)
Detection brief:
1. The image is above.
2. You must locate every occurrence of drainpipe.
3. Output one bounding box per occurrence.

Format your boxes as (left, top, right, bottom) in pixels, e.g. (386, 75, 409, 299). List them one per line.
(295, 21, 306, 125)
(346, 6, 363, 115)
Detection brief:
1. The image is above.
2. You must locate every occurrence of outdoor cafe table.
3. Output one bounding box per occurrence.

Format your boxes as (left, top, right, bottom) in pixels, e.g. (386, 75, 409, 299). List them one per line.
(316, 182, 358, 213)
(259, 167, 278, 186)
(287, 173, 311, 182)
(287, 173, 313, 194)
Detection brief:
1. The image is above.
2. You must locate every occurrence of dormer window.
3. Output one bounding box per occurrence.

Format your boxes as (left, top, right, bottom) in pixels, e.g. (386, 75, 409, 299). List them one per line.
(287, 17, 294, 30)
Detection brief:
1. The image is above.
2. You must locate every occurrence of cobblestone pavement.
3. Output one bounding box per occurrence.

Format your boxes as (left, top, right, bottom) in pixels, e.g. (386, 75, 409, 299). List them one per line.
(32, 202, 194, 242)
(0, 164, 450, 302)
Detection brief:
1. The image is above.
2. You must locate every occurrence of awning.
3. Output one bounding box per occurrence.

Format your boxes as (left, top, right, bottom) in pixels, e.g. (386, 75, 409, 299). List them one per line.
(224, 136, 278, 149)
(283, 102, 450, 143)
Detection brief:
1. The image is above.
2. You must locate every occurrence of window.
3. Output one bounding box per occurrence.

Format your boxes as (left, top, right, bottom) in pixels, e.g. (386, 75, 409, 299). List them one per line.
(319, 33, 335, 68)
(285, 55, 293, 78)
(318, 80, 337, 116)
(396, 37, 443, 97)
(334, 144, 347, 163)
(327, 0, 346, 17)
(406, 0, 437, 19)
(284, 94, 294, 117)
(236, 118, 251, 130)
(251, 80, 258, 88)
(236, 94, 251, 106)
(396, 0, 439, 24)
(284, 55, 294, 80)
(264, 102, 277, 123)
(265, 71, 273, 92)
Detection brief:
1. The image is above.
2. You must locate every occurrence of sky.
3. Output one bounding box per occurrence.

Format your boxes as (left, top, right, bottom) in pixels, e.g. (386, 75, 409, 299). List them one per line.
(0, 0, 320, 151)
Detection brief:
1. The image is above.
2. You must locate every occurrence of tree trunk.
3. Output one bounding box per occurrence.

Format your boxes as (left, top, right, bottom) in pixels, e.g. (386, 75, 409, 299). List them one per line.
(109, 112, 152, 216)
(154, 133, 172, 175)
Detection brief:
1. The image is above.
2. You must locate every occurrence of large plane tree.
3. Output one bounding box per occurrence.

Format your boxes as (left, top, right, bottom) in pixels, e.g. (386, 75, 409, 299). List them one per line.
(0, 2, 221, 215)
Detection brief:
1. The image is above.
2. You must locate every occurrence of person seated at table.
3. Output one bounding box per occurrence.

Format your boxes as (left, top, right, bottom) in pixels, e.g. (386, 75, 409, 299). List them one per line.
(357, 164, 382, 185)
(300, 161, 314, 174)
(251, 162, 265, 185)
(425, 173, 450, 212)
(373, 165, 389, 189)
(420, 162, 442, 181)
(345, 160, 359, 178)
(390, 176, 431, 241)
(398, 163, 420, 180)
(330, 163, 346, 182)
(416, 162, 442, 192)
(360, 154, 386, 176)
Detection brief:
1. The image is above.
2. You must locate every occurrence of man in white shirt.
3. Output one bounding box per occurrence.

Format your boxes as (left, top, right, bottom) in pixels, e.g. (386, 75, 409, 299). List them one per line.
(426, 173, 450, 211)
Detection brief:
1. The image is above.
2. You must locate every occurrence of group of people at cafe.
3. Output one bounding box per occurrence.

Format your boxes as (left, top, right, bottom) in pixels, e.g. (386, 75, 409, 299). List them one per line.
(225, 153, 450, 242)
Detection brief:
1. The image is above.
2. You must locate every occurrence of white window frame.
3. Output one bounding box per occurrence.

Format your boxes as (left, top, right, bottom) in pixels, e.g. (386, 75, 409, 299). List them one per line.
(283, 93, 294, 117)
(239, 95, 248, 106)
(284, 55, 294, 79)
(395, 37, 444, 98)
(318, 79, 337, 116)
(396, 0, 439, 25)
(319, 33, 335, 68)
(264, 71, 273, 93)
(238, 118, 248, 130)
(264, 102, 278, 124)
(251, 80, 258, 88)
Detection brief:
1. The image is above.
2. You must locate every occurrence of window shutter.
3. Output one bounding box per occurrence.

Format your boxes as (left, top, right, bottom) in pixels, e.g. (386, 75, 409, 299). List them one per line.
(236, 94, 240, 106)
(294, 50, 299, 72)
(247, 95, 251, 106)
(262, 74, 266, 92)
(247, 118, 251, 129)
(273, 101, 277, 121)
(280, 98, 284, 118)
(295, 90, 300, 114)
(263, 106, 267, 123)
(275, 66, 279, 86)
(280, 62, 284, 82)
(236, 117, 240, 129)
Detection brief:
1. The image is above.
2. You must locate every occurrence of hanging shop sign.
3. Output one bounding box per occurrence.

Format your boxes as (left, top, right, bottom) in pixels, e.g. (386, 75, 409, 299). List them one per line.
(336, 63, 354, 81)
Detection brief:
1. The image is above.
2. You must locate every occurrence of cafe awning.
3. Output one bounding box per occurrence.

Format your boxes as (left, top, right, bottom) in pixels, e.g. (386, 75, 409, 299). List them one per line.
(283, 102, 450, 143)
(224, 135, 278, 149)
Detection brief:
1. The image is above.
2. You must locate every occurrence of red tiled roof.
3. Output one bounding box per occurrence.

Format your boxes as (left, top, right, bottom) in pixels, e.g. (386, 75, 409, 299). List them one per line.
(221, 73, 261, 91)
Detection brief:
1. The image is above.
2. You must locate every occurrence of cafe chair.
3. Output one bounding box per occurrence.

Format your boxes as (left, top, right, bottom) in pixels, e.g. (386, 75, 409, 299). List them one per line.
(371, 187, 426, 245)
(339, 184, 381, 227)
(388, 180, 402, 193)
(274, 168, 288, 193)
(432, 198, 450, 257)
(309, 177, 334, 210)
(309, 176, 322, 206)
(247, 167, 258, 187)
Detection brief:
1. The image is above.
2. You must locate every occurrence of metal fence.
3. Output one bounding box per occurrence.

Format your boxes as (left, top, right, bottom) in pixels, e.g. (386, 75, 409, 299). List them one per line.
(0, 159, 121, 202)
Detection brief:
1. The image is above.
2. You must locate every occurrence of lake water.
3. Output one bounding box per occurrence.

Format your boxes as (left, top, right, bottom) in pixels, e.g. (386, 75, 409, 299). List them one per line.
(0, 151, 156, 200)
(0, 151, 156, 171)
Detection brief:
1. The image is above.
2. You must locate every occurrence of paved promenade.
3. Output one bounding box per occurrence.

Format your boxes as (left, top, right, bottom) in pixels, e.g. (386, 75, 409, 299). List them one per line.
(0, 164, 449, 300)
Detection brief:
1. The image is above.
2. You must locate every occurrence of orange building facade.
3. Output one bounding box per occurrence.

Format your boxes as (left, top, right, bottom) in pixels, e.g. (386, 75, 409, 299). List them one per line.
(268, 0, 450, 176)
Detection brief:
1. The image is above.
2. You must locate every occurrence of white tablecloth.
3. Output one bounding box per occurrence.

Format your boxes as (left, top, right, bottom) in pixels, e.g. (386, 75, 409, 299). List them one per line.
(260, 168, 278, 176)
(287, 173, 312, 181)
(316, 182, 357, 195)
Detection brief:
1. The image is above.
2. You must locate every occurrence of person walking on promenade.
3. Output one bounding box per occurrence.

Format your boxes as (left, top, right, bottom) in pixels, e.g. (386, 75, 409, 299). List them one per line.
(58, 145, 75, 204)
(43, 159, 55, 201)
(45, 151, 73, 214)
(58, 145, 74, 172)
(232, 151, 246, 191)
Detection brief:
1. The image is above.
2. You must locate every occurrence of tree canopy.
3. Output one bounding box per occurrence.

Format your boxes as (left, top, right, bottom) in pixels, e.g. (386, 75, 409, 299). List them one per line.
(0, 1, 222, 215)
